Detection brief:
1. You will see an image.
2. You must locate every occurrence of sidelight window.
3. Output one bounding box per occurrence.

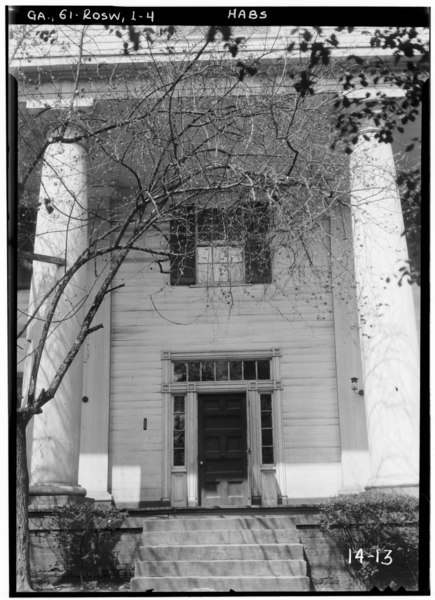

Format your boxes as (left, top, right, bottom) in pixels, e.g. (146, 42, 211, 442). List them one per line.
(173, 395, 185, 466)
(260, 393, 274, 464)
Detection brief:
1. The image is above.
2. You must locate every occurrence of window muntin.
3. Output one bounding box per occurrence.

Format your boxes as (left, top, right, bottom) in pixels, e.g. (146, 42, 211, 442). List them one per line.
(170, 204, 271, 286)
(197, 245, 244, 284)
(173, 395, 186, 466)
(172, 359, 271, 382)
(260, 393, 274, 464)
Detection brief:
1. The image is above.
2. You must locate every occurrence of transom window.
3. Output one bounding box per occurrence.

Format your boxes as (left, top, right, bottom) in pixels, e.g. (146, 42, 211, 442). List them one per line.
(173, 358, 271, 382)
(170, 203, 271, 286)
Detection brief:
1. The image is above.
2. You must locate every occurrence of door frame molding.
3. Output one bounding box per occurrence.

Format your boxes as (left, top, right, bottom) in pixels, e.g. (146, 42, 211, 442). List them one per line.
(161, 349, 284, 507)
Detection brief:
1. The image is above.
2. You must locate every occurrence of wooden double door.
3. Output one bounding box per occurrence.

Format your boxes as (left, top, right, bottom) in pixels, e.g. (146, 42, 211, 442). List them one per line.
(198, 393, 249, 506)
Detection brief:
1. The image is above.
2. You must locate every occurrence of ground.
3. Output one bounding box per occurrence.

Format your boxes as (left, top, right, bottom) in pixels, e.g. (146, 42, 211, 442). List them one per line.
(33, 578, 131, 593)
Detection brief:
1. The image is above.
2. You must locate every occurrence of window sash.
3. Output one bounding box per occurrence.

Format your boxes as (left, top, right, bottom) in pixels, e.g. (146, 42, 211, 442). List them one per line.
(170, 204, 271, 285)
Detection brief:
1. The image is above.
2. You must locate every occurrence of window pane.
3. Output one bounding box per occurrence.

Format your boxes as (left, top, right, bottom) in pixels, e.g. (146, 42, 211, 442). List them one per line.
(197, 246, 213, 263)
(261, 412, 272, 429)
(245, 205, 272, 284)
(173, 362, 187, 382)
(17, 206, 37, 290)
(257, 360, 270, 380)
(261, 429, 273, 446)
(226, 262, 244, 282)
(215, 360, 228, 381)
(262, 446, 274, 464)
(197, 209, 215, 242)
(174, 414, 185, 431)
(170, 207, 196, 286)
(229, 361, 243, 380)
(174, 431, 185, 448)
(197, 262, 213, 284)
(244, 361, 256, 380)
(173, 449, 185, 466)
(188, 362, 201, 381)
(261, 394, 272, 411)
(174, 396, 185, 413)
(201, 361, 215, 381)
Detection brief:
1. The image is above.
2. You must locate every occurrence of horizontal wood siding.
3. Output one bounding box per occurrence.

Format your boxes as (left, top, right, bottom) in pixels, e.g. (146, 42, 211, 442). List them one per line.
(109, 228, 341, 503)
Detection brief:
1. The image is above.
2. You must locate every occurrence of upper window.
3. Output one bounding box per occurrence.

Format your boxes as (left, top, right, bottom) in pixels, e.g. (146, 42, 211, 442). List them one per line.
(170, 203, 271, 286)
(17, 205, 37, 290)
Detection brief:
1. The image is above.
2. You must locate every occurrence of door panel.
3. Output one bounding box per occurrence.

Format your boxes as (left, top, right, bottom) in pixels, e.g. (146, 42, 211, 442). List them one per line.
(198, 393, 249, 506)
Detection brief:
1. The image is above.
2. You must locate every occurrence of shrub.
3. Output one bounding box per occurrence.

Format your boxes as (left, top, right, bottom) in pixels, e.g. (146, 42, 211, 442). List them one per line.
(319, 491, 419, 591)
(52, 502, 127, 585)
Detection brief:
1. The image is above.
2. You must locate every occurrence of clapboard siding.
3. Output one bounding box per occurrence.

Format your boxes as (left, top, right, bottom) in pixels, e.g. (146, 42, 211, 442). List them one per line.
(109, 223, 341, 503)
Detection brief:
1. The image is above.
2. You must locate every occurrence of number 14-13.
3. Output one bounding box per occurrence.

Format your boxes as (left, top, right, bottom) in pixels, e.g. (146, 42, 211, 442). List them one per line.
(349, 549, 393, 565)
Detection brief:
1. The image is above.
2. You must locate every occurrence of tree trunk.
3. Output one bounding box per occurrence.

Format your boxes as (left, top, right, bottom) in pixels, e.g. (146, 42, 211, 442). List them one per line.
(16, 414, 33, 592)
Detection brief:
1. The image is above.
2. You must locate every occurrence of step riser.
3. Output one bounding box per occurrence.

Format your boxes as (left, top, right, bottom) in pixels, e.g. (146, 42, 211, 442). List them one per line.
(135, 559, 306, 577)
(131, 576, 310, 592)
(142, 516, 299, 531)
(138, 543, 304, 561)
(142, 529, 301, 545)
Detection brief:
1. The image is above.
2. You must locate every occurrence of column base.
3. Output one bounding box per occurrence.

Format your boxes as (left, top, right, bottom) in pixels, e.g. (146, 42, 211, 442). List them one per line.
(85, 491, 113, 502)
(29, 483, 88, 508)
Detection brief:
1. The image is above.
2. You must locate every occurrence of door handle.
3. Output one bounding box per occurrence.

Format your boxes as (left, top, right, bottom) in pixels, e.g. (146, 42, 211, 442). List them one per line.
(199, 460, 204, 465)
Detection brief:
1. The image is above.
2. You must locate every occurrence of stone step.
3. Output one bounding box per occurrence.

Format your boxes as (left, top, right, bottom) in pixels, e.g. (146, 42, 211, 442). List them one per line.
(130, 575, 311, 592)
(142, 515, 298, 531)
(135, 559, 307, 577)
(138, 542, 304, 561)
(141, 528, 301, 546)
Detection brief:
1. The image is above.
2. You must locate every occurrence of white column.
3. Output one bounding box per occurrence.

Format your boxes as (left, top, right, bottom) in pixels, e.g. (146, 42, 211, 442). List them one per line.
(350, 128, 419, 491)
(26, 126, 88, 502)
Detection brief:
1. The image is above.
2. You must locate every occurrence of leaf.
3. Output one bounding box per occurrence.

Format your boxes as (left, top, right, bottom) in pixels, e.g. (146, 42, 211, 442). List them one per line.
(206, 26, 218, 42)
(347, 54, 364, 65)
(286, 42, 295, 53)
(219, 26, 232, 41)
(224, 42, 238, 57)
(303, 29, 312, 42)
(327, 33, 339, 47)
